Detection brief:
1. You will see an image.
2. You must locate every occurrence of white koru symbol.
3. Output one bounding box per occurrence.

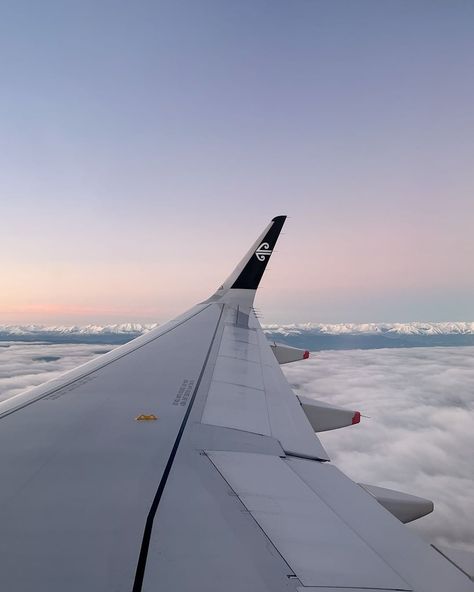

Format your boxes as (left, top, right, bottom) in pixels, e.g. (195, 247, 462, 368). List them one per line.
(255, 242, 272, 261)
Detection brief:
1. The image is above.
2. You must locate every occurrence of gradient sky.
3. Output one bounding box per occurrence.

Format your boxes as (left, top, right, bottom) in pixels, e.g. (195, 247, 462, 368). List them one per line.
(1, 0, 473, 324)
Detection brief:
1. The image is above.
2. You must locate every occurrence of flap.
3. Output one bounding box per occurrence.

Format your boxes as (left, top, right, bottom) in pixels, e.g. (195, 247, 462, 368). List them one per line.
(207, 451, 411, 590)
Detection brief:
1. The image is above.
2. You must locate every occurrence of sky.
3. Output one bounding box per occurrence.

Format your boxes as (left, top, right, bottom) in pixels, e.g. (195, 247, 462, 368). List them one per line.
(1, 342, 473, 553)
(1, 0, 473, 324)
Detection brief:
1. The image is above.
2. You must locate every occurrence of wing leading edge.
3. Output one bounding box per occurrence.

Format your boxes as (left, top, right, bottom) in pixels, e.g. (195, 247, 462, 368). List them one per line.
(0, 217, 472, 592)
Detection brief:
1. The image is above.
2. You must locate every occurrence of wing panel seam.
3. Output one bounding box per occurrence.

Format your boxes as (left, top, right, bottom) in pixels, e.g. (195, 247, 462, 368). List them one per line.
(132, 304, 224, 592)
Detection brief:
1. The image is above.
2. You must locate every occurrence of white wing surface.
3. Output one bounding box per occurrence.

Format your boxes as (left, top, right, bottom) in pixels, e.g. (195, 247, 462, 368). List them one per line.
(0, 216, 472, 592)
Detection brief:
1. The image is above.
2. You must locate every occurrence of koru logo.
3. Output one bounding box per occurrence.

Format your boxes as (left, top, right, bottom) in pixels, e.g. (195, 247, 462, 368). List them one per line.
(255, 242, 272, 261)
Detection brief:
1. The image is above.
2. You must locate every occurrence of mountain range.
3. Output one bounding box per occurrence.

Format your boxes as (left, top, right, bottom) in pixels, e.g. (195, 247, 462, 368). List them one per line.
(1, 322, 473, 349)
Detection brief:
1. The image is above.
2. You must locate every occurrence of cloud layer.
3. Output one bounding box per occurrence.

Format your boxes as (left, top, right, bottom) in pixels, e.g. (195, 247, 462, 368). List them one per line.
(0, 341, 472, 553)
(0, 342, 111, 402)
(282, 346, 474, 552)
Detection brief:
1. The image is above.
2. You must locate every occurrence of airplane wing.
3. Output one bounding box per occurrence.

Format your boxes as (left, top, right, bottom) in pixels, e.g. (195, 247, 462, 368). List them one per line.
(0, 216, 472, 592)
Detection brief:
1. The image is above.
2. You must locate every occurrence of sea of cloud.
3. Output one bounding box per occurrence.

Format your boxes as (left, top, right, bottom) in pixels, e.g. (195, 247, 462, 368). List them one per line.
(282, 346, 474, 552)
(0, 340, 473, 553)
(0, 342, 112, 402)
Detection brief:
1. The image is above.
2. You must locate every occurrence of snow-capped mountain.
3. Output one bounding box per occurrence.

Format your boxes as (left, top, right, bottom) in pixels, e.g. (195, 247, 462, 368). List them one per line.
(1, 322, 473, 350)
(1, 321, 473, 339)
(261, 321, 474, 337)
(0, 323, 158, 336)
(0, 324, 159, 345)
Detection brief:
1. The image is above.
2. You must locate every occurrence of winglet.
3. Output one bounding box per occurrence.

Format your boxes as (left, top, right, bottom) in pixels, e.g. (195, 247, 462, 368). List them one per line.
(220, 216, 287, 291)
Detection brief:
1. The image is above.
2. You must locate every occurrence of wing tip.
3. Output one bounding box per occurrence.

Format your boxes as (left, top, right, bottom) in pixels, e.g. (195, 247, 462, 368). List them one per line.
(228, 216, 287, 291)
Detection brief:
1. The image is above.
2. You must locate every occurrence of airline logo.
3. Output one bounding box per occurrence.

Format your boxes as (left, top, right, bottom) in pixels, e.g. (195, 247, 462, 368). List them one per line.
(255, 242, 272, 261)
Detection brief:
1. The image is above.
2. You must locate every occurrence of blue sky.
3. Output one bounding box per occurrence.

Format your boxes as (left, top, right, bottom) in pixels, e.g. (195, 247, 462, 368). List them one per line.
(1, 1, 473, 323)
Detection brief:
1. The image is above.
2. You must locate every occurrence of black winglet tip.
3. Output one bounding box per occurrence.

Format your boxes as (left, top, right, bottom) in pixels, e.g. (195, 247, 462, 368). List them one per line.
(229, 216, 288, 290)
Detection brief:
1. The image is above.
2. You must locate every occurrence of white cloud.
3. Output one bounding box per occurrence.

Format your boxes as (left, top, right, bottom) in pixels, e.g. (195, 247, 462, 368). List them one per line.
(282, 346, 474, 552)
(0, 342, 110, 402)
